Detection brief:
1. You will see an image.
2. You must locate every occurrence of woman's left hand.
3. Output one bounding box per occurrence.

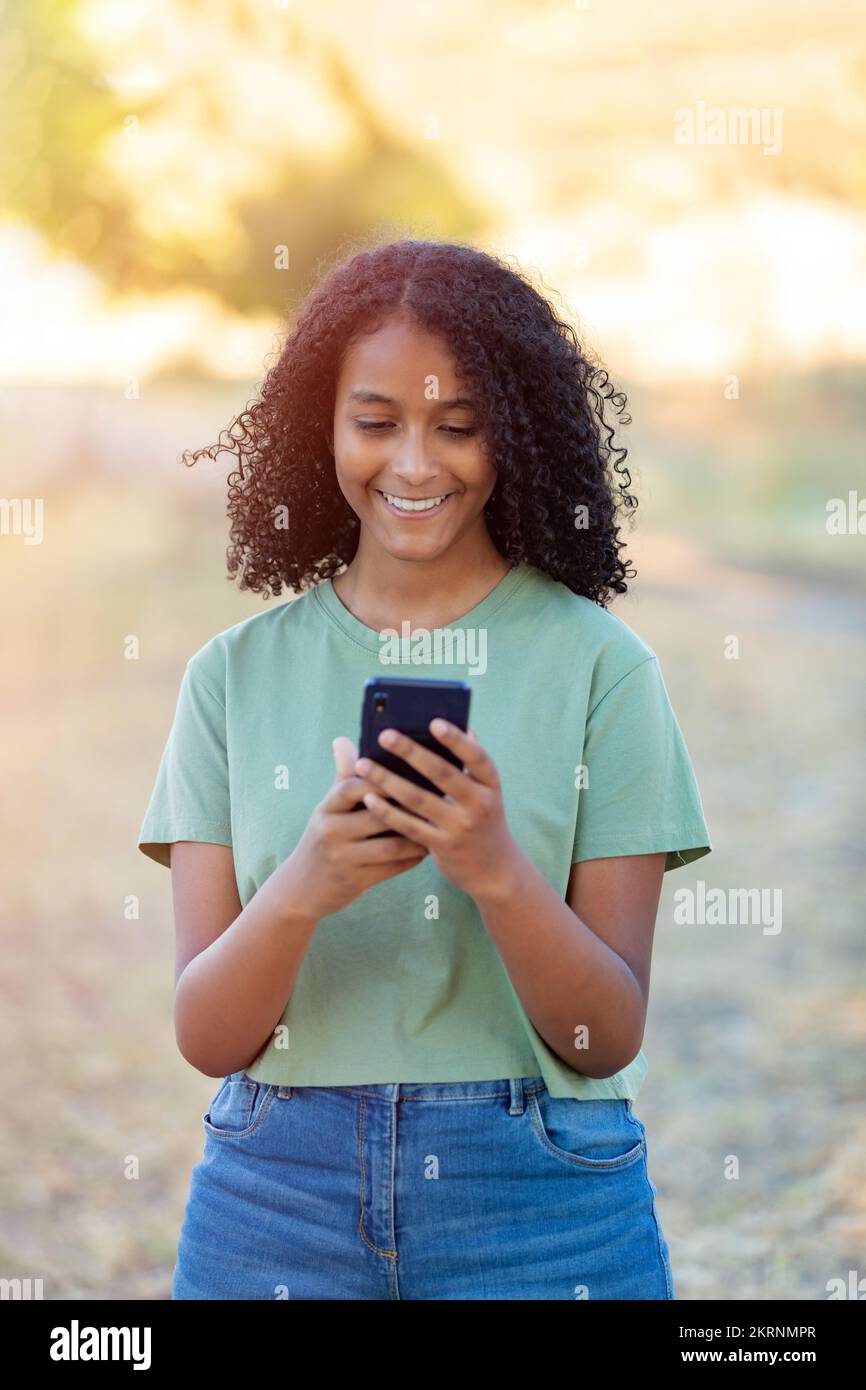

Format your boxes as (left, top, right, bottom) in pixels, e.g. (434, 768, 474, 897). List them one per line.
(355, 720, 518, 902)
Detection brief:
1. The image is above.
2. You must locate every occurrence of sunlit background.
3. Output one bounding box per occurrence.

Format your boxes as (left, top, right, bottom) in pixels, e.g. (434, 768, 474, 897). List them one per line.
(1, 0, 864, 1300)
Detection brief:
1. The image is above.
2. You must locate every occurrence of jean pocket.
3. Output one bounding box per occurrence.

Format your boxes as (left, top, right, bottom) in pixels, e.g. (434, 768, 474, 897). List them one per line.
(527, 1091, 646, 1171)
(203, 1072, 276, 1140)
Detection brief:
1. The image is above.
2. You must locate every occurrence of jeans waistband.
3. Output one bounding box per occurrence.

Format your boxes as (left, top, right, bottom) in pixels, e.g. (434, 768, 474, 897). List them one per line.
(285, 1076, 548, 1113)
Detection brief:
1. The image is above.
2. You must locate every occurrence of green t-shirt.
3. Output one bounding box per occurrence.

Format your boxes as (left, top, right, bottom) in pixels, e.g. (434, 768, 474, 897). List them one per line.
(138, 561, 711, 1099)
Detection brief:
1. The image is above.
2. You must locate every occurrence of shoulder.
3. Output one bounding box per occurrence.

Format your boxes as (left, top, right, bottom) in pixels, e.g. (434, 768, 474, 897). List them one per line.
(183, 587, 317, 693)
(517, 564, 657, 701)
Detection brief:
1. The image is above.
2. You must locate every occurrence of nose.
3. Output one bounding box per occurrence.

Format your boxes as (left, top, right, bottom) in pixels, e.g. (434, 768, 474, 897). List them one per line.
(389, 431, 445, 490)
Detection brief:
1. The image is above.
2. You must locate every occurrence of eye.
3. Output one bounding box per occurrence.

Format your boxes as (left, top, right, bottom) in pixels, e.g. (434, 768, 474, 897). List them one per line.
(354, 420, 477, 437)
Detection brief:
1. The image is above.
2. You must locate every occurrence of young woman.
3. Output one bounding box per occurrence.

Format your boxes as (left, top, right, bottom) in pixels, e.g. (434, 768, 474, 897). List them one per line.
(138, 238, 711, 1301)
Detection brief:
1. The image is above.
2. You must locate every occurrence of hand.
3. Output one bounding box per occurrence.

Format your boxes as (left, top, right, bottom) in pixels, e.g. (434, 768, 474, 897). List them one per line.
(354, 721, 518, 901)
(278, 736, 429, 920)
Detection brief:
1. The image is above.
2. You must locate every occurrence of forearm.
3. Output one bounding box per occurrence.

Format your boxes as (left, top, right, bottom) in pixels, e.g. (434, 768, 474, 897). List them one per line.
(174, 860, 319, 1078)
(474, 848, 644, 1078)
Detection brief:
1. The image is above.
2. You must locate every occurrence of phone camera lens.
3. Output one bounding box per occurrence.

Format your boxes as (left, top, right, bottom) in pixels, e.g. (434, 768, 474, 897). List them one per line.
(374, 694, 387, 714)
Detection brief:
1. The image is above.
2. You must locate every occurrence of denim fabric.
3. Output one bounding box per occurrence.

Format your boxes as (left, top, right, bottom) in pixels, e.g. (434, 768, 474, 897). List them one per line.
(171, 1073, 675, 1300)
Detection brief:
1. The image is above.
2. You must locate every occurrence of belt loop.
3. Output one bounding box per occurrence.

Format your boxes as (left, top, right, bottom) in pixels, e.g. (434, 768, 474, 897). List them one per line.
(508, 1077, 525, 1115)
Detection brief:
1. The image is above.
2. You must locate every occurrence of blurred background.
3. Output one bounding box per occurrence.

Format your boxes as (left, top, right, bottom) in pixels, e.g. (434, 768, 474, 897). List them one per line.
(1, 0, 863, 1300)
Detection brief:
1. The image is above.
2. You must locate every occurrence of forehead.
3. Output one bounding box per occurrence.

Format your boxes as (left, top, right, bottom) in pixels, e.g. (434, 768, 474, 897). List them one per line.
(336, 314, 461, 394)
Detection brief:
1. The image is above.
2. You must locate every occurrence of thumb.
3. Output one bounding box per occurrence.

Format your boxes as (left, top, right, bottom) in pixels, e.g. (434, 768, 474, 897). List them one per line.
(332, 735, 358, 780)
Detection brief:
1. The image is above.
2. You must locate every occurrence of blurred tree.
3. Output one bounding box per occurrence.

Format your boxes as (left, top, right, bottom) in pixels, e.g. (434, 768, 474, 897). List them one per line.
(0, 0, 483, 313)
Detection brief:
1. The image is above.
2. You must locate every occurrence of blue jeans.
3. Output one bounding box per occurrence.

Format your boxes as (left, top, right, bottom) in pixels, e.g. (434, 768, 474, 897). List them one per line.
(171, 1072, 675, 1300)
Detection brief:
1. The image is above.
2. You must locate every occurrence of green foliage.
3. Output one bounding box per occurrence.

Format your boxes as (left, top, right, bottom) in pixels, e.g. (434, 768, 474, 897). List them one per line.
(0, 0, 483, 310)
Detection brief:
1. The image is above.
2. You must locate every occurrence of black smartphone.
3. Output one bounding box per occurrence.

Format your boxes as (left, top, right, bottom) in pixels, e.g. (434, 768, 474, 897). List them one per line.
(355, 676, 472, 838)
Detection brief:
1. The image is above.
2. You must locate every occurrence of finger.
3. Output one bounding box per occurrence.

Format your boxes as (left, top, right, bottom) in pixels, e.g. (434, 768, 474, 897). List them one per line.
(324, 777, 393, 836)
(428, 719, 499, 790)
(354, 753, 454, 825)
(361, 728, 468, 803)
(365, 853, 429, 887)
(332, 735, 358, 780)
(323, 783, 405, 834)
(324, 774, 416, 839)
(349, 833, 429, 865)
(326, 773, 379, 812)
(359, 790, 439, 849)
(341, 806, 406, 839)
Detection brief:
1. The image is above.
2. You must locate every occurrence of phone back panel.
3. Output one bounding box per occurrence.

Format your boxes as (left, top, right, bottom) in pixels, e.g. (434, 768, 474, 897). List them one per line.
(359, 676, 471, 796)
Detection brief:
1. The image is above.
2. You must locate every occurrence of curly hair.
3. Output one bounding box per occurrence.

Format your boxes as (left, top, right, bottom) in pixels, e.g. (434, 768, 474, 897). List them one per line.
(182, 237, 638, 606)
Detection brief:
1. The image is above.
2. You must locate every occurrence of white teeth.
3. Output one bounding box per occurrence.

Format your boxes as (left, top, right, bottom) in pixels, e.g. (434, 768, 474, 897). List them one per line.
(382, 492, 448, 511)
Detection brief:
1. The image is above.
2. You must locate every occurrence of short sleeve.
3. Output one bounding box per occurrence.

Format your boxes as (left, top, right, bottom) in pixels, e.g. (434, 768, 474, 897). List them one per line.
(572, 655, 711, 873)
(137, 653, 232, 868)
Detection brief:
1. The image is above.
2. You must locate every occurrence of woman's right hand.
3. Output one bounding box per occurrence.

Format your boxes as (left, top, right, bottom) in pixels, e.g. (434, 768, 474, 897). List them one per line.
(276, 736, 430, 920)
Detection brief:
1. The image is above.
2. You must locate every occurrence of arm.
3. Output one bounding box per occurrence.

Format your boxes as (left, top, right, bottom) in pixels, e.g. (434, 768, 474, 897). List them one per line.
(170, 744, 428, 1078)
(171, 841, 319, 1078)
(472, 849, 666, 1079)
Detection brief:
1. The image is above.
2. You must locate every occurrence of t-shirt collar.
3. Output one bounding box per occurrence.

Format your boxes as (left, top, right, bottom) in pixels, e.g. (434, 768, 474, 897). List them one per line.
(312, 562, 530, 653)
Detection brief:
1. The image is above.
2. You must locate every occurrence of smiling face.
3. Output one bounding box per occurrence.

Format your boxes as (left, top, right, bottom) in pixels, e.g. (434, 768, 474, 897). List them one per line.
(331, 311, 498, 564)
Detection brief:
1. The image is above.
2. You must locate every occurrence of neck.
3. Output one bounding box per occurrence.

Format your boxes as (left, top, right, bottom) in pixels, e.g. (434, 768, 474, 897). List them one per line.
(332, 530, 512, 633)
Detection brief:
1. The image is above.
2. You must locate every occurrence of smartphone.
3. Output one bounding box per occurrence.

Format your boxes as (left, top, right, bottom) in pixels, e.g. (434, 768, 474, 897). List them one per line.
(355, 676, 472, 838)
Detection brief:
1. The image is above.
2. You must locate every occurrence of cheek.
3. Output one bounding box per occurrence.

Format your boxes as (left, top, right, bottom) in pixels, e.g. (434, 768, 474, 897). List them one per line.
(333, 433, 374, 488)
(467, 439, 495, 483)
(471, 460, 498, 495)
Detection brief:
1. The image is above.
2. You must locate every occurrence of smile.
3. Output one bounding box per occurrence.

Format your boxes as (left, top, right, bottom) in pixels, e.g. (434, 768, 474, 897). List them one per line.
(376, 490, 454, 517)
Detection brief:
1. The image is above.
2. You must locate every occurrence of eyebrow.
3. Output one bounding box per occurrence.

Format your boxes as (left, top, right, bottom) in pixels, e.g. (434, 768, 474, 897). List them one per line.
(346, 390, 475, 411)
